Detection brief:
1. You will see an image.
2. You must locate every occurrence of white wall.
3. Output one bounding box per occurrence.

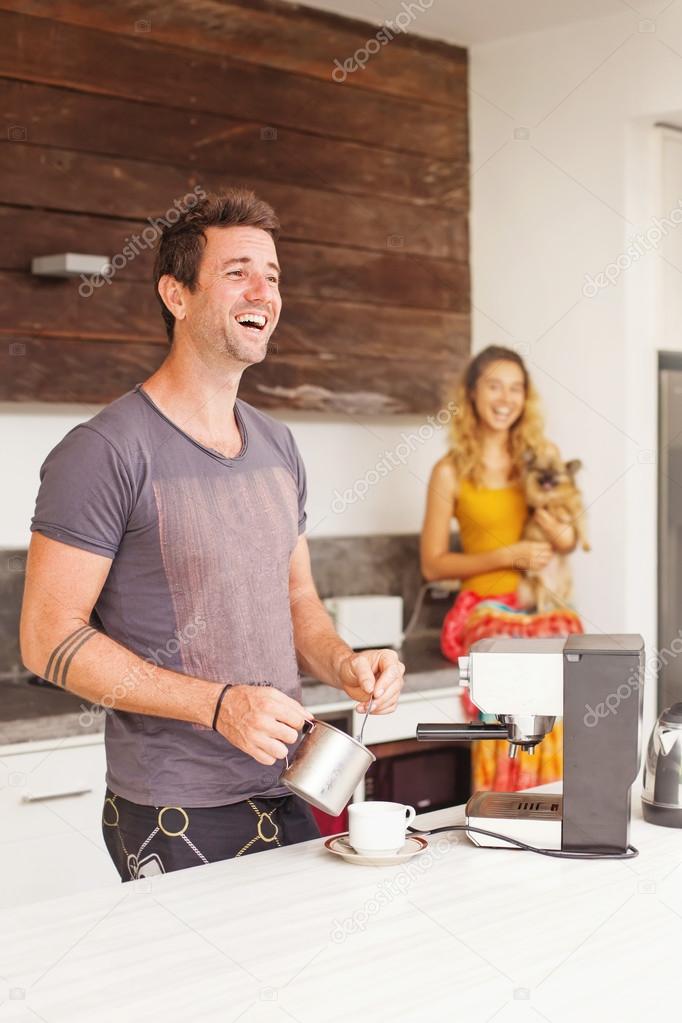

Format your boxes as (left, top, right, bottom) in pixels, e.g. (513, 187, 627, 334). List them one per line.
(470, 7, 682, 732)
(0, 402, 451, 549)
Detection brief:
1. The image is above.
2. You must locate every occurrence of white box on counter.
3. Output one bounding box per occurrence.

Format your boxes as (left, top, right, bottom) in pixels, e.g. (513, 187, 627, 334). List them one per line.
(323, 594, 404, 650)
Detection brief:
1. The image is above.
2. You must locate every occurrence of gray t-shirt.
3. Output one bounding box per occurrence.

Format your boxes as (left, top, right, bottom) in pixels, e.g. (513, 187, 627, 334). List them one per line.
(31, 384, 307, 807)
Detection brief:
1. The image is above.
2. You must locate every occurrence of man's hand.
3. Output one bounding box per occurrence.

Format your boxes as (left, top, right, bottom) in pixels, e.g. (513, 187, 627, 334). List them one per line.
(337, 649, 405, 715)
(215, 685, 313, 766)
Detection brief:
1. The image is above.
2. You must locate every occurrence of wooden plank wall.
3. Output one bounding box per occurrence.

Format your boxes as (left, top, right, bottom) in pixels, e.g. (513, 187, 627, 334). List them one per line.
(0, 0, 469, 413)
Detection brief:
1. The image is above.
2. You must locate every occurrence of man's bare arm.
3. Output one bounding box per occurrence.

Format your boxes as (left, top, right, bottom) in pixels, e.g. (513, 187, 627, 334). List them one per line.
(21, 533, 223, 725)
(20, 534, 309, 764)
(289, 535, 405, 715)
(288, 542, 353, 691)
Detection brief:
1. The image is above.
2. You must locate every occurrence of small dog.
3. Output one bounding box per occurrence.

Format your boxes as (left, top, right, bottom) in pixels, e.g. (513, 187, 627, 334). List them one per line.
(516, 450, 590, 613)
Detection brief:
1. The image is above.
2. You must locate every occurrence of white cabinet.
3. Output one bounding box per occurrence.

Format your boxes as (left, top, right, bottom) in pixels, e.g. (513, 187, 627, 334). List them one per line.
(0, 734, 119, 908)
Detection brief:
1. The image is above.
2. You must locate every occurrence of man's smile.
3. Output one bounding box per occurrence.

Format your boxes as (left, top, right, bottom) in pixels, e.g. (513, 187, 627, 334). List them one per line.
(234, 310, 269, 335)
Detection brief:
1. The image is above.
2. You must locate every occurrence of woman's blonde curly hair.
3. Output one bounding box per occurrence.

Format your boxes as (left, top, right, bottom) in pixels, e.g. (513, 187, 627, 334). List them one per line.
(449, 345, 548, 487)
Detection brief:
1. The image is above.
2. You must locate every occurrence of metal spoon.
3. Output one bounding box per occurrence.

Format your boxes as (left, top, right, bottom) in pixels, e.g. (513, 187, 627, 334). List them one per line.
(358, 696, 374, 745)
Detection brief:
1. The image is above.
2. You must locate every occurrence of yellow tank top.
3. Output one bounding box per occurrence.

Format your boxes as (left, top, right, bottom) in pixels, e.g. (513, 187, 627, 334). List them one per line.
(454, 477, 528, 597)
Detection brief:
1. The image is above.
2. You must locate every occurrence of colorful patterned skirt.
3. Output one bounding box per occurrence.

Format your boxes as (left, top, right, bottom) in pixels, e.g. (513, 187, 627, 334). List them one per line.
(441, 589, 583, 792)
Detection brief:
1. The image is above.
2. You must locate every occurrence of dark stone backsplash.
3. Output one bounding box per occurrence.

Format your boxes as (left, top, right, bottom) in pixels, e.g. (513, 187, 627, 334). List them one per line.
(0, 535, 459, 678)
(307, 534, 458, 633)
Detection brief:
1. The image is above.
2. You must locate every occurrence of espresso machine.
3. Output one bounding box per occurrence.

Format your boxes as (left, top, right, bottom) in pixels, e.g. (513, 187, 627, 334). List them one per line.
(417, 635, 644, 854)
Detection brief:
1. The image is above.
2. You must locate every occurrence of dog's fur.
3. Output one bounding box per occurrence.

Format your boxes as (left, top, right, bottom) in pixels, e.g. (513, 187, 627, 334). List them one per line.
(516, 450, 590, 613)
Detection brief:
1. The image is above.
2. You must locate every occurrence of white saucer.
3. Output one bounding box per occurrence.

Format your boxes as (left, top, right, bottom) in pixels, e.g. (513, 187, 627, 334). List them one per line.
(324, 832, 428, 866)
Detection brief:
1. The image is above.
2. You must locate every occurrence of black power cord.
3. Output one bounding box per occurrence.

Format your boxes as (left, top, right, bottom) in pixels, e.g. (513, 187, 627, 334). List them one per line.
(408, 824, 639, 860)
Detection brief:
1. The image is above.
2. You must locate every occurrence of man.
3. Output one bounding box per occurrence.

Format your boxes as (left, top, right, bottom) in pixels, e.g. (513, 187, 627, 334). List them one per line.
(20, 189, 406, 880)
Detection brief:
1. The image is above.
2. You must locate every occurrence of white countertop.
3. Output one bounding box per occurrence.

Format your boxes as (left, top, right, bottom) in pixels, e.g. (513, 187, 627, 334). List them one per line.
(1, 787, 680, 1022)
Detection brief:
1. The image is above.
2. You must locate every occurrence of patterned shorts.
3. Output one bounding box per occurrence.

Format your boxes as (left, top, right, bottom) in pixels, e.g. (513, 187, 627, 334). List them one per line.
(101, 786, 320, 881)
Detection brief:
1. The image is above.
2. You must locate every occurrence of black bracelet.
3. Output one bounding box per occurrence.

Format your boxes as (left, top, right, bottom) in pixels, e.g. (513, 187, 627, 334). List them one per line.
(211, 680, 271, 731)
(211, 683, 232, 731)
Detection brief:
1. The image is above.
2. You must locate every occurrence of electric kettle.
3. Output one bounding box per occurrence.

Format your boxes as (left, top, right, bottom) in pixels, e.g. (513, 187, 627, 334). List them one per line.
(642, 702, 682, 828)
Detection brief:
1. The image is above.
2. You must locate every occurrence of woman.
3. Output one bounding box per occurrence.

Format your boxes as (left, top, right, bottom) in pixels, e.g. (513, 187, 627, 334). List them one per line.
(420, 345, 583, 792)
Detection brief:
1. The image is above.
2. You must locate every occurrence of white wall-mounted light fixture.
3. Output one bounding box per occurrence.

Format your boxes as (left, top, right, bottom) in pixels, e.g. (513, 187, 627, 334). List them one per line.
(31, 253, 111, 277)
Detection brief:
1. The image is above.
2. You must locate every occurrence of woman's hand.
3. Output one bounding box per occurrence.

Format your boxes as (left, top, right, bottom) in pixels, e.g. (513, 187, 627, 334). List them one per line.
(504, 540, 553, 571)
(533, 509, 576, 553)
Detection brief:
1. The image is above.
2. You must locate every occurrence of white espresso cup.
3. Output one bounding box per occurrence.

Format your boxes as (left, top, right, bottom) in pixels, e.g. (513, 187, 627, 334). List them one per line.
(348, 801, 417, 856)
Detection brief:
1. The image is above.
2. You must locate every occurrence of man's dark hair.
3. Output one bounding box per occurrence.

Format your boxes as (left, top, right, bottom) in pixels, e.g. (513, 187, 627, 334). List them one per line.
(152, 187, 280, 343)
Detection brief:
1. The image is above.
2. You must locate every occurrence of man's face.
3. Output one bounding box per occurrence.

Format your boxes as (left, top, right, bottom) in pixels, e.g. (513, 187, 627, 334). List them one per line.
(178, 225, 282, 364)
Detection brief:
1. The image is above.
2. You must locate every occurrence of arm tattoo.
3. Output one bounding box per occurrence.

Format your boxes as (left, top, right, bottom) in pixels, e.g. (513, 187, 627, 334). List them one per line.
(44, 625, 98, 688)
